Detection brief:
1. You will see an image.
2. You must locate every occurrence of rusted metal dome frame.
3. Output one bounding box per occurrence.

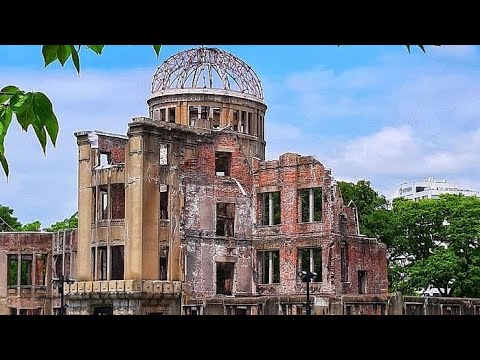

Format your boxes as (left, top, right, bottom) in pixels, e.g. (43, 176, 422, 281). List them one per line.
(151, 47, 264, 100)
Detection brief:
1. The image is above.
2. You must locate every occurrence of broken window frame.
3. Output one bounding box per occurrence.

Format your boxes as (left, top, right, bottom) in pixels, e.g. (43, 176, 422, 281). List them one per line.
(99, 152, 111, 167)
(299, 187, 322, 223)
(100, 187, 109, 220)
(160, 185, 169, 220)
(258, 250, 280, 284)
(35, 253, 48, 286)
(212, 107, 221, 128)
(20, 255, 33, 286)
(298, 248, 322, 282)
(358, 270, 367, 294)
(97, 246, 107, 281)
(215, 151, 232, 177)
(160, 108, 166, 121)
(159, 246, 169, 280)
(189, 106, 199, 127)
(168, 107, 176, 123)
(110, 245, 124, 281)
(7, 254, 18, 287)
(259, 191, 281, 226)
(216, 202, 235, 237)
(216, 262, 235, 295)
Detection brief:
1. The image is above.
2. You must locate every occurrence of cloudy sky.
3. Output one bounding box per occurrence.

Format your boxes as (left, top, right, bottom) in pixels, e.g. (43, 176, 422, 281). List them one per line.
(1, 45, 479, 227)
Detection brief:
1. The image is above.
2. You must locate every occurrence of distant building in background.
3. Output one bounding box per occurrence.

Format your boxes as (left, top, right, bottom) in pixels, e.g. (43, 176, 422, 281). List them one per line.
(395, 177, 479, 201)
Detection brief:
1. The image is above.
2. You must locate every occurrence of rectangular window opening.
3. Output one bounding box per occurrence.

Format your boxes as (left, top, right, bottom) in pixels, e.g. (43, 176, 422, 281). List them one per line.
(111, 245, 124, 280)
(260, 191, 281, 225)
(215, 151, 231, 176)
(358, 270, 367, 294)
(216, 262, 234, 295)
(299, 188, 322, 223)
(98, 246, 107, 281)
(7, 254, 18, 286)
(189, 106, 198, 127)
(216, 202, 235, 237)
(160, 246, 169, 280)
(159, 143, 169, 165)
(259, 250, 280, 284)
(20, 255, 33, 286)
(35, 253, 47, 286)
(100, 186, 108, 220)
(298, 248, 322, 282)
(212, 108, 221, 128)
(168, 107, 176, 123)
(160, 185, 169, 220)
(160, 108, 166, 121)
(99, 152, 111, 166)
(91, 248, 96, 280)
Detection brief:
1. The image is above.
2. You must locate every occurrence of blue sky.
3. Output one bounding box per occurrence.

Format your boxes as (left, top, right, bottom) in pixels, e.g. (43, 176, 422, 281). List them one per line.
(1, 45, 480, 227)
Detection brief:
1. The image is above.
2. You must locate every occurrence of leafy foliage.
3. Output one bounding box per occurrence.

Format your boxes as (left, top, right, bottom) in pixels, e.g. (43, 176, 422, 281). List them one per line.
(44, 212, 78, 232)
(21, 220, 42, 231)
(1, 45, 162, 178)
(0, 204, 22, 231)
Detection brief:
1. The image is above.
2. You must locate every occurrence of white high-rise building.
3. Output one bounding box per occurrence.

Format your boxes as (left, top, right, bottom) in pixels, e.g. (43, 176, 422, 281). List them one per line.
(395, 177, 478, 201)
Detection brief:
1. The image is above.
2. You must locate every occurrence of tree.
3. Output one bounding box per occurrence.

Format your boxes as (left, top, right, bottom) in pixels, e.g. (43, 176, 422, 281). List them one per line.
(337, 179, 389, 236)
(0, 45, 438, 178)
(0, 204, 22, 231)
(20, 220, 42, 232)
(44, 212, 78, 232)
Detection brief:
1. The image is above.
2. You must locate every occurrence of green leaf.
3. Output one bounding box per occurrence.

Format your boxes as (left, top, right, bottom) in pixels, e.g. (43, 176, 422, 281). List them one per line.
(153, 45, 162, 57)
(0, 85, 20, 104)
(0, 106, 13, 154)
(32, 92, 58, 146)
(42, 45, 59, 67)
(87, 45, 105, 55)
(57, 45, 72, 66)
(70, 45, 80, 74)
(32, 123, 47, 154)
(12, 93, 34, 131)
(0, 153, 8, 178)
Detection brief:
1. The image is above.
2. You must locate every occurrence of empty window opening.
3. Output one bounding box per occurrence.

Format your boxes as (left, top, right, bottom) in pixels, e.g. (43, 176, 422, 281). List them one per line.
(54, 254, 63, 278)
(189, 106, 198, 127)
(7, 254, 18, 286)
(216, 203, 235, 237)
(240, 111, 246, 133)
(160, 108, 166, 121)
(160, 246, 169, 280)
(99, 152, 111, 166)
(92, 187, 97, 223)
(358, 270, 367, 294)
(232, 110, 239, 131)
(191, 308, 198, 315)
(259, 250, 280, 284)
(100, 188, 108, 220)
(260, 191, 281, 225)
(160, 185, 169, 220)
(416, 186, 427, 193)
(10, 308, 17, 315)
(215, 152, 231, 176)
(98, 246, 107, 281)
(299, 188, 322, 223)
(35, 253, 47, 286)
(20, 255, 32, 286)
(111, 245, 124, 280)
(168, 107, 176, 123)
(159, 143, 169, 165)
(201, 106, 209, 120)
(216, 262, 234, 295)
(212, 108, 221, 128)
(298, 248, 322, 282)
(247, 112, 252, 135)
(111, 183, 125, 219)
(341, 244, 349, 282)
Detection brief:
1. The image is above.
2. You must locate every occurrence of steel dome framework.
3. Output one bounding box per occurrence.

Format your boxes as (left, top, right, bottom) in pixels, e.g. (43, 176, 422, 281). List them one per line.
(151, 47, 264, 100)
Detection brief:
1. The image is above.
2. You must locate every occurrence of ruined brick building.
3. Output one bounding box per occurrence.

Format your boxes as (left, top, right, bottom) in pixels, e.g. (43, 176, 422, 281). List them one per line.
(0, 47, 388, 315)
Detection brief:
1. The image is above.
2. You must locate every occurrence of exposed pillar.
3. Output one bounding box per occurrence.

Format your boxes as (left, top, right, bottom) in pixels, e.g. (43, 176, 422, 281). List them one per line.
(76, 136, 93, 281)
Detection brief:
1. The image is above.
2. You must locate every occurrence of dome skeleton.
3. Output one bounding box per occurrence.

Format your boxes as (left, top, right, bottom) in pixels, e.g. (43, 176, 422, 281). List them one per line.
(152, 47, 264, 100)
